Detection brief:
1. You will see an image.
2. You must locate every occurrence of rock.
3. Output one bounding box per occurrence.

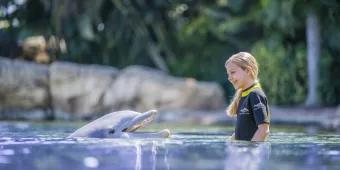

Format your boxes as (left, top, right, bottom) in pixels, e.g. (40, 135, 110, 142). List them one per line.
(0, 56, 49, 111)
(50, 61, 119, 117)
(22, 36, 46, 55)
(103, 66, 226, 111)
(21, 35, 67, 64)
(0, 57, 227, 120)
(22, 36, 51, 64)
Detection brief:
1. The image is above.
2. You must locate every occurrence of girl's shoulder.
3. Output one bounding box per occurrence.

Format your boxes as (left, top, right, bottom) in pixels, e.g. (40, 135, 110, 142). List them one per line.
(248, 88, 267, 99)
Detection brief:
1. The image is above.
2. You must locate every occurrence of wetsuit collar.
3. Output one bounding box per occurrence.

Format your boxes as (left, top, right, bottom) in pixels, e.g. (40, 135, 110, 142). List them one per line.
(241, 82, 261, 97)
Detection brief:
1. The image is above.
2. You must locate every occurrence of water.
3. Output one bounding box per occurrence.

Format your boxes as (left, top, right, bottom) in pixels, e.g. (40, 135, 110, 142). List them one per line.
(0, 121, 339, 170)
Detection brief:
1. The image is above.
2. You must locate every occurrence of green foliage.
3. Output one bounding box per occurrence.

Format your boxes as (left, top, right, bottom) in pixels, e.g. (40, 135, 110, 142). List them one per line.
(319, 50, 340, 106)
(252, 40, 307, 105)
(259, 0, 301, 36)
(1, 0, 340, 106)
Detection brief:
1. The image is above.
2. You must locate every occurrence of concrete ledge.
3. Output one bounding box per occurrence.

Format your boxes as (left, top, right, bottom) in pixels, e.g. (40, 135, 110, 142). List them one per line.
(157, 106, 340, 130)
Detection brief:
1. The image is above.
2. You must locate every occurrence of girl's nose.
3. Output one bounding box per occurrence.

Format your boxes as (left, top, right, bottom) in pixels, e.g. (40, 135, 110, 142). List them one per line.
(228, 76, 232, 81)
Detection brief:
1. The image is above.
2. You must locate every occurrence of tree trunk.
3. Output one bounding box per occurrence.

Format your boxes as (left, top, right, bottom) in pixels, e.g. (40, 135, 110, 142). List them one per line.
(148, 42, 169, 73)
(305, 10, 320, 107)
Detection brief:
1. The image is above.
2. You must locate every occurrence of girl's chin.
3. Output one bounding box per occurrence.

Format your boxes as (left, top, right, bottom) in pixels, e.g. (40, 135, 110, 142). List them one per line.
(232, 84, 240, 90)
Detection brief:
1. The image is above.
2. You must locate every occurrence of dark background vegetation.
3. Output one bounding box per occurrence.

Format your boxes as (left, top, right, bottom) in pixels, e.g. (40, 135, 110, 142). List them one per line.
(1, 0, 339, 106)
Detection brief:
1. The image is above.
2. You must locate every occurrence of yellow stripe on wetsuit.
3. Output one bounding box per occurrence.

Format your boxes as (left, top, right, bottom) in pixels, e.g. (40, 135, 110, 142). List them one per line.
(241, 83, 261, 97)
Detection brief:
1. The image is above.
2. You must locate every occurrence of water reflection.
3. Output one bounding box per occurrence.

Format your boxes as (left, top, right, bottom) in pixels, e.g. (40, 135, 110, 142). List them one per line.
(151, 141, 157, 170)
(224, 142, 271, 170)
(164, 145, 170, 170)
(0, 122, 340, 170)
(83, 156, 99, 168)
(135, 141, 141, 170)
(304, 144, 324, 169)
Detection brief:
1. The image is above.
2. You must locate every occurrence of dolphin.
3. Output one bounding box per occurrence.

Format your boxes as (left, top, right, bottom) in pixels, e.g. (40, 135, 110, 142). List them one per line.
(68, 110, 170, 138)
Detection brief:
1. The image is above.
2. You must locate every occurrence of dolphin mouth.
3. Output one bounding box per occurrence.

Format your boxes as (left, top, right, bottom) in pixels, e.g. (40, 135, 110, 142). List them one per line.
(122, 129, 171, 138)
(123, 110, 157, 132)
(122, 110, 171, 138)
(68, 109, 171, 138)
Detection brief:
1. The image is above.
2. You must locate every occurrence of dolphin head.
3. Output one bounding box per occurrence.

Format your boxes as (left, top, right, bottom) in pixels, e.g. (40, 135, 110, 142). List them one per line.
(68, 110, 170, 138)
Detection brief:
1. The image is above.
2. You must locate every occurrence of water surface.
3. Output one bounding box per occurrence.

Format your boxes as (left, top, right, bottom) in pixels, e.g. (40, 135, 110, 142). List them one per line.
(0, 121, 339, 170)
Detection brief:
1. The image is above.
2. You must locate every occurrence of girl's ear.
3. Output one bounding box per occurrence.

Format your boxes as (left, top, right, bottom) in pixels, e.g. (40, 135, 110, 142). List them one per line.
(244, 67, 250, 74)
(245, 67, 253, 76)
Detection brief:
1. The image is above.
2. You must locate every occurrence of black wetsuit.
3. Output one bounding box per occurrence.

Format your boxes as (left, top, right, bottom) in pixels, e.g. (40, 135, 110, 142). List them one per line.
(235, 83, 270, 141)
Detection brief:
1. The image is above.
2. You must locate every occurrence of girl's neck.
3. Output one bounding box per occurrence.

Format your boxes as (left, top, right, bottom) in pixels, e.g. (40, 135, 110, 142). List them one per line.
(241, 80, 257, 91)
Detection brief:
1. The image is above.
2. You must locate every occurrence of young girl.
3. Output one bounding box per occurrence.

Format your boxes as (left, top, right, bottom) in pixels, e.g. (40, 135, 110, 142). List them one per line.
(225, 52, 270, 142)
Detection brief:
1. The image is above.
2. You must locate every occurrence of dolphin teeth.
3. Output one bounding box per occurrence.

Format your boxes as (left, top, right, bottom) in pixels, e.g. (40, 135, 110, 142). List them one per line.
(126, 111, 156, 132)
(126, 124, 141, 132)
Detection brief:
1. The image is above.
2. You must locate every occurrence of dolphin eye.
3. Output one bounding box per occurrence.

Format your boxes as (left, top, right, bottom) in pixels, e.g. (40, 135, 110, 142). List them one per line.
(109, 129, 115, 134)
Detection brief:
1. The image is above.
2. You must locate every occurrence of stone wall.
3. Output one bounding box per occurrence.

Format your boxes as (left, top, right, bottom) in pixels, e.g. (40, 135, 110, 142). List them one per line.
(0, 57, 226, 120)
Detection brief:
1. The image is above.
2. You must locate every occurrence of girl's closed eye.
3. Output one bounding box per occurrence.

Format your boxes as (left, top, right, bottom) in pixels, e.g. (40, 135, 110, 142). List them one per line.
(227, 70, 234, 75)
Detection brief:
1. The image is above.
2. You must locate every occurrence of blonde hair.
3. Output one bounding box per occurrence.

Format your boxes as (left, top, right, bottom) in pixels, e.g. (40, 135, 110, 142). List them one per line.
(225, 52, 259, 117)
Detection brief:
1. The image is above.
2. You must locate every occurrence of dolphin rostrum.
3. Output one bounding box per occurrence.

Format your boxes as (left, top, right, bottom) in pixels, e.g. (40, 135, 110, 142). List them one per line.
(68, 110, 170, 138)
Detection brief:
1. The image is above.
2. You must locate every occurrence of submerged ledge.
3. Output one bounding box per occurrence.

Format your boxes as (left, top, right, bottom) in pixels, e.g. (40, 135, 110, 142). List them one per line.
(0, 107, 339, 131)
(0, 106, 339, 133)
(157, 106, 340, 131)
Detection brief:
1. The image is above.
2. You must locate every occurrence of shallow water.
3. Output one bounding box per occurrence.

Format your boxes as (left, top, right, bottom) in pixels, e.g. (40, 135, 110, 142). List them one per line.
(0, 121, 339, 170)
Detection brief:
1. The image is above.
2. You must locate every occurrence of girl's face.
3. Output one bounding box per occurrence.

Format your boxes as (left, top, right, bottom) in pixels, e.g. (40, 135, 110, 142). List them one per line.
(226, 62, 252, 90)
